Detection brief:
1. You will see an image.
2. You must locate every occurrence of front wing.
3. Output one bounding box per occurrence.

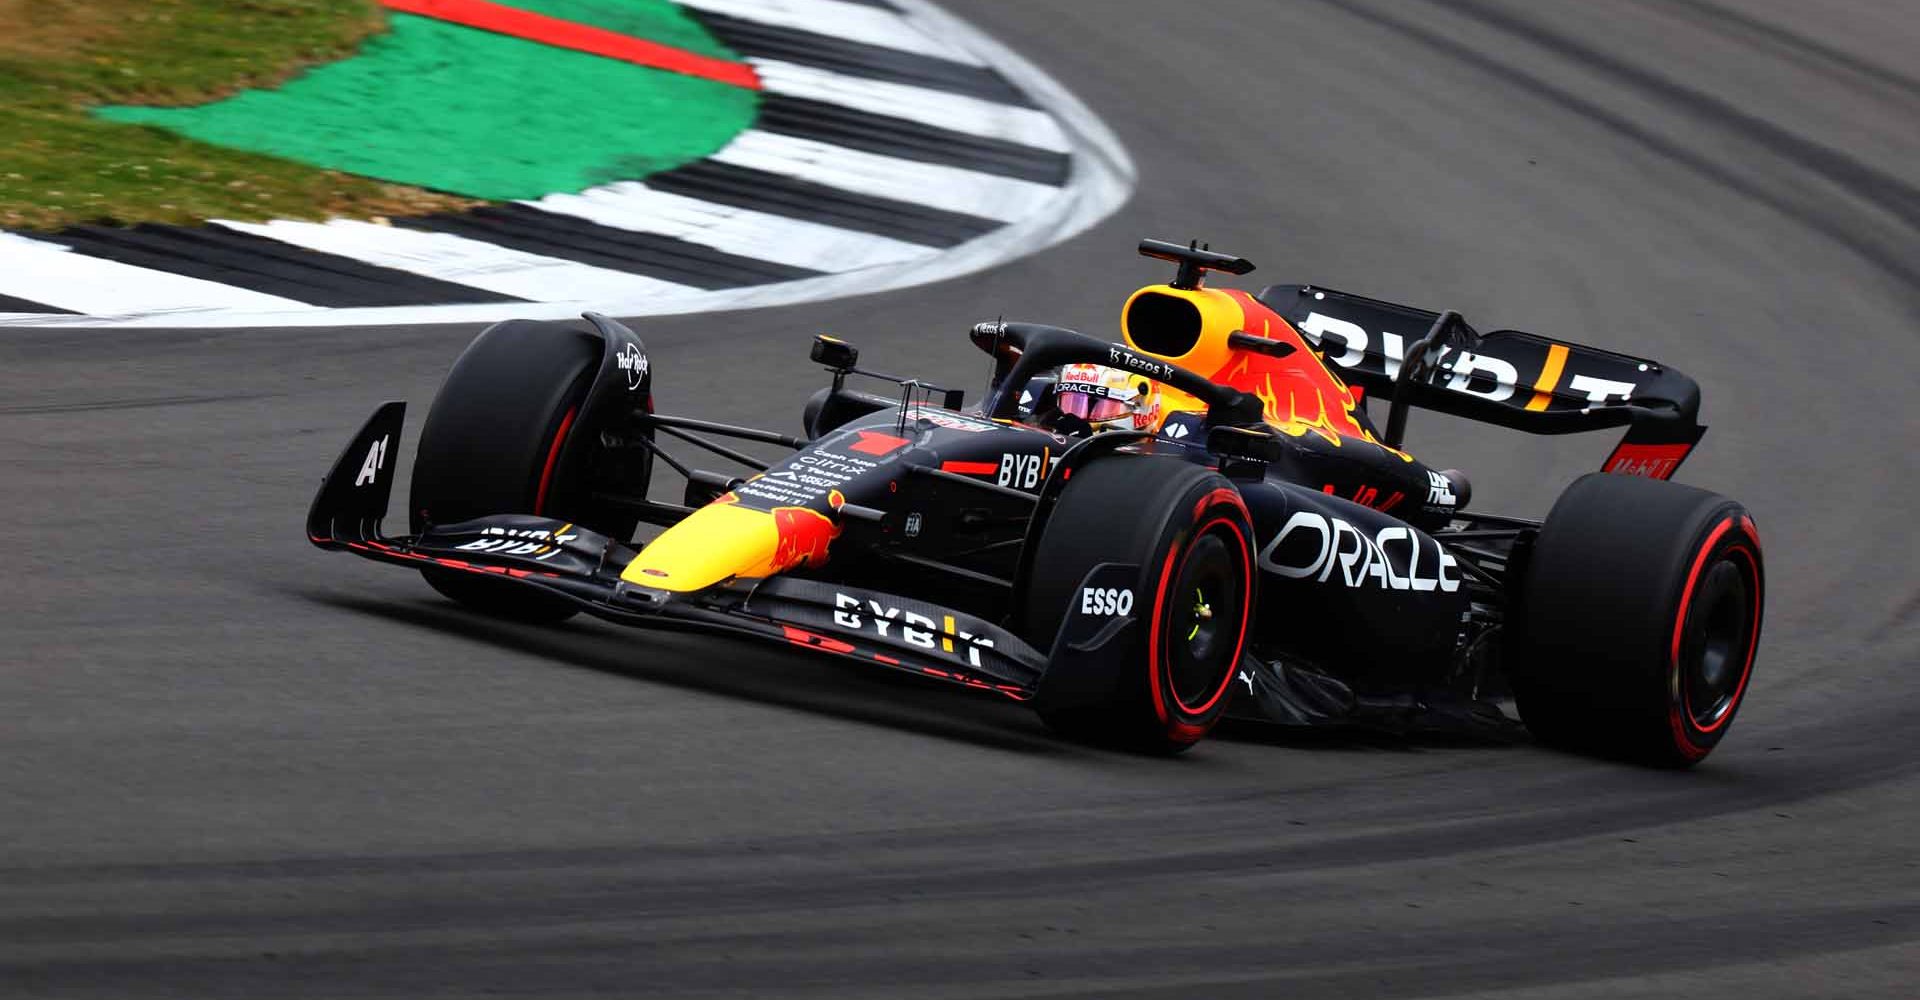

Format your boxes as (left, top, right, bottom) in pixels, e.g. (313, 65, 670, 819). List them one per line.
(308, 402, 1046, 699)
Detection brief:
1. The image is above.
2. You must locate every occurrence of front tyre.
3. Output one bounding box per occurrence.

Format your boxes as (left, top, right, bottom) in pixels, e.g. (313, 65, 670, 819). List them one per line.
(410, 320, 639, 624)
(1023, 457, 1256, 754)
(1510, 472, 1765, 766)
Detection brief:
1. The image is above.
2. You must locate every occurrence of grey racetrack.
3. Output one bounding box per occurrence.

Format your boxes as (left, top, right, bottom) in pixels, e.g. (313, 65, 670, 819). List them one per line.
(3, 1, 1917, 995)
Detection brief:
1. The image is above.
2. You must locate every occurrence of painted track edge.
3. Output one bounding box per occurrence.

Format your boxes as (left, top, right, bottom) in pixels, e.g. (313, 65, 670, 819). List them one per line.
(0, 0, 1134, 332)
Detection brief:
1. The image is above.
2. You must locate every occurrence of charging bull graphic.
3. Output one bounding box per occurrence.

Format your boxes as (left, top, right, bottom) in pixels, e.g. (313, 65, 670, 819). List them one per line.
(770, 505, 841, 573)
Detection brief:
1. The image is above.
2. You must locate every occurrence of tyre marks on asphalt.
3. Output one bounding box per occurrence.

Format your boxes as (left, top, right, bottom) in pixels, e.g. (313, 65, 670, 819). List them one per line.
(1316, 0, 1920, 290)
(0, 0, 1116, 326)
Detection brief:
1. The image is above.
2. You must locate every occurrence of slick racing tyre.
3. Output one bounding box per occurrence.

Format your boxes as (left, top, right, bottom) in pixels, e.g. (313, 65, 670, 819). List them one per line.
(1023, 457, 1255, 754)
(410, 320, 640, 624)
(1510, 472, 1764, 767)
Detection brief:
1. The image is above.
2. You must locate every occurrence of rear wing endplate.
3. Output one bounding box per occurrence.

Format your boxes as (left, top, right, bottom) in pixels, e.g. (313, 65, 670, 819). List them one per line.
(1256, 284, 1707, 479)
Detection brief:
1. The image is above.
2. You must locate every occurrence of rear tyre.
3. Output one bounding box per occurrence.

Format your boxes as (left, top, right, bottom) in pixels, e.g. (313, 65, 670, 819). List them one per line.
(1023, 457, 1255, 754)
(1510, 473, 1764, 766)
(410, 320, 637, 624)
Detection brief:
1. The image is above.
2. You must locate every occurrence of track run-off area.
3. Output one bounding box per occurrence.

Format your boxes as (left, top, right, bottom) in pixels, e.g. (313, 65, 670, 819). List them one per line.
(0, 0, 1131, 328)
(2, 1, 1917, 996)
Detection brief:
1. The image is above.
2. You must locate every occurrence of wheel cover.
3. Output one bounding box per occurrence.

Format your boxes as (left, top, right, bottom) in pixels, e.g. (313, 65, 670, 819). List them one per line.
(1680, 547, 1759, 731)
(1165, 526, 1247, 713)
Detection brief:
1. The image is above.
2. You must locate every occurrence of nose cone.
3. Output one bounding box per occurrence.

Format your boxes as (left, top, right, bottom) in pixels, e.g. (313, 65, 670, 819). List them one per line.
(620, 498, 840, 593)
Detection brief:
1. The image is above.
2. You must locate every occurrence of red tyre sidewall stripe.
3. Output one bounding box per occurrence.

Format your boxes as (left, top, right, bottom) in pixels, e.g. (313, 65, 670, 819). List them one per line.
(1667, 517, 1762, 754)
(1690, 542, 1761, 735)
(1195, 487, 1249, 523)
(1171, 515, 1253, 717)
(532, 405, 578, 517)
(1145, 541, 1182, 726)
(1150, 486, 1253, 727)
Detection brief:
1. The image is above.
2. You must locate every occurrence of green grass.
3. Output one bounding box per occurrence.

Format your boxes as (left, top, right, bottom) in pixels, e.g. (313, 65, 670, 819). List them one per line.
(97, 9, 759, 202)
(0, 0, 475, 231)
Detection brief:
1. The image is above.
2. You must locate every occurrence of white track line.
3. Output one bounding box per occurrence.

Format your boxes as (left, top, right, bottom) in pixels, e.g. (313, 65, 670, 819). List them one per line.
(524, 182, 936, 272)
(711, 130, 1060, 223)
(752, 59, 1068, 151)
(0, 232, 313, 316)
(213, 219, 702, 303)
(676, 0, 982, 65)
(0, 0, 1135, 329)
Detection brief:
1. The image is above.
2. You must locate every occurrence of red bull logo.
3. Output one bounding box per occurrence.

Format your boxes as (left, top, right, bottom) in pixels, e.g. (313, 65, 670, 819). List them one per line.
(770, 506, 840, 573)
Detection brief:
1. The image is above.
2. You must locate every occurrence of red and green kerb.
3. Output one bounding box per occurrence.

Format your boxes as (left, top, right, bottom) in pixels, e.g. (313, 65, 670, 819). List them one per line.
(97, 0, 760, 200)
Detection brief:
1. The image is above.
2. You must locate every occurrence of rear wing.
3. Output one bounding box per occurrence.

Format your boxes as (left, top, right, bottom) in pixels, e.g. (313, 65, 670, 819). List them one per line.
(1256, 284, 1707, 480)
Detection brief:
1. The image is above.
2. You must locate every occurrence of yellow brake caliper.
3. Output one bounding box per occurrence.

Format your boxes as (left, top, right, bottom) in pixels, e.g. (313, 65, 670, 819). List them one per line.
(1188, 587, 1212, 641)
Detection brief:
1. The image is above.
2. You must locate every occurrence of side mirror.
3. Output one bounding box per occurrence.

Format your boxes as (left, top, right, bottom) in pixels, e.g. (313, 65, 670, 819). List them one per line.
(1207, 389, 1266, 428)
(1207, 424, 1282, 463)
(811, 335, 859, 371)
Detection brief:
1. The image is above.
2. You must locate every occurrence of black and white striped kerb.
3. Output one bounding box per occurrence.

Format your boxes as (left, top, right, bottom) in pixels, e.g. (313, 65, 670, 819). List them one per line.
(0, 0, 1129, 328)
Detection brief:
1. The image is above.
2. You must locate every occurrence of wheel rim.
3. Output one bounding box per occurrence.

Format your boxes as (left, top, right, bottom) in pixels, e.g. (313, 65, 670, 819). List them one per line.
(1166, 527, 1246, 712)
(1680, 550, 1757, 731)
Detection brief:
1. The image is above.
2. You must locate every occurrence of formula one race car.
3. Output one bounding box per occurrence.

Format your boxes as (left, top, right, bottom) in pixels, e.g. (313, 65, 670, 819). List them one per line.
(309, 239, 1764, 765)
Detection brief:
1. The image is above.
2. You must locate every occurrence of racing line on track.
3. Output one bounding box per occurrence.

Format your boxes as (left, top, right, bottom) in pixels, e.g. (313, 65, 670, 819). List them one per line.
(0, 0, 1132, 329)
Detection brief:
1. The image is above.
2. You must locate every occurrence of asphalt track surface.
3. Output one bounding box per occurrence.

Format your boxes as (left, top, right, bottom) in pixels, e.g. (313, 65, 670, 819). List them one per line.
(3, 1, 1918, 996)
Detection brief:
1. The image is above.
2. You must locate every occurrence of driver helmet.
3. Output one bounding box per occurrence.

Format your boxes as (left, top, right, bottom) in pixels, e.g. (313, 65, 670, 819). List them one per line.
(1053, 363, 1158, 431)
